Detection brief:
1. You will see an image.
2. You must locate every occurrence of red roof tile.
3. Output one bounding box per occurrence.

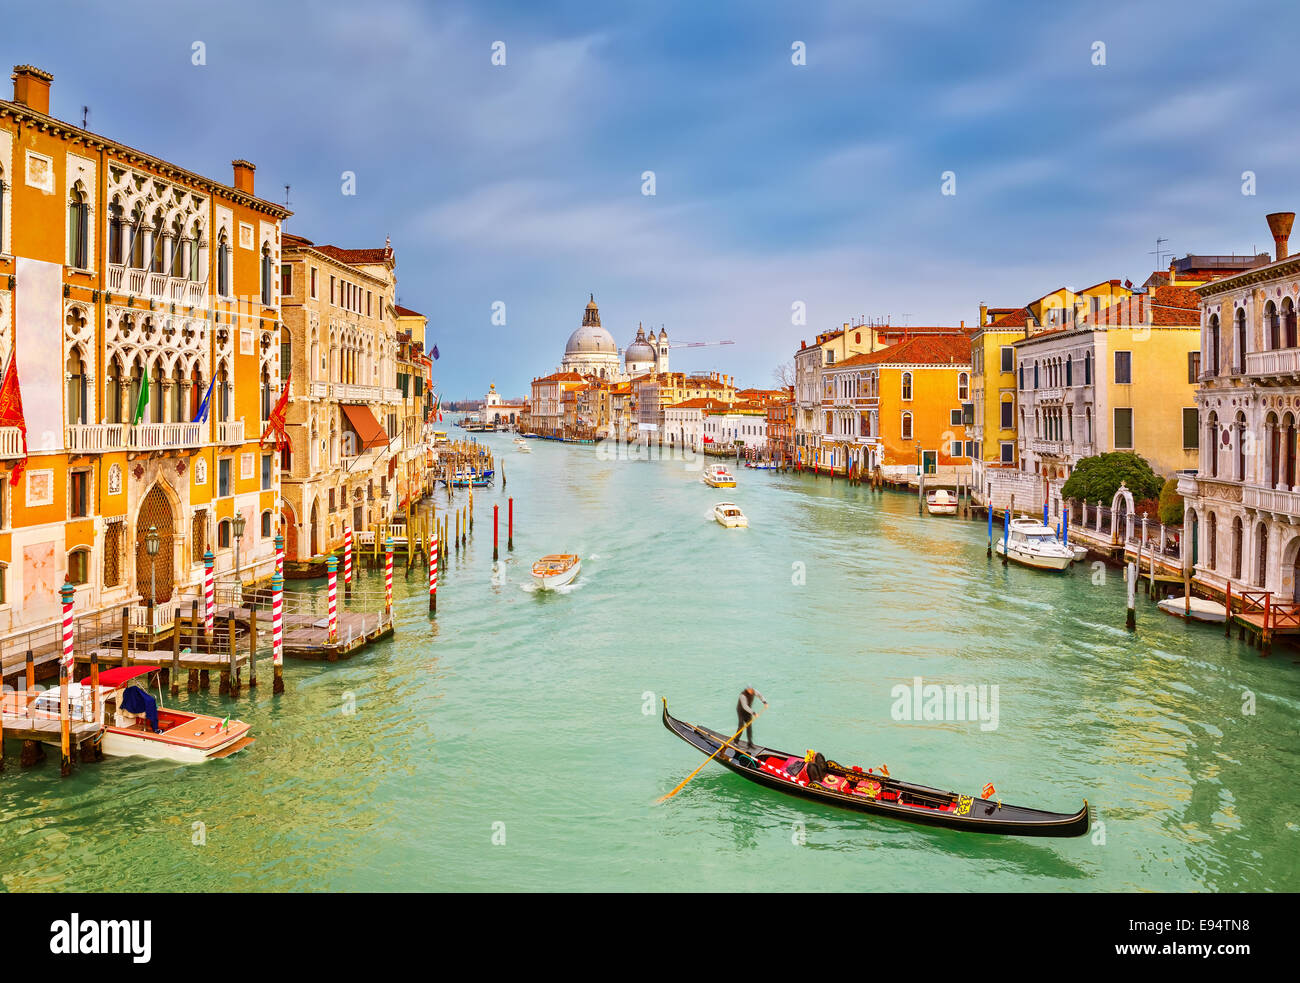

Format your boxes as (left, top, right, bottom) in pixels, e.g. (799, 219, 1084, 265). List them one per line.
(834, 335, 972, 368)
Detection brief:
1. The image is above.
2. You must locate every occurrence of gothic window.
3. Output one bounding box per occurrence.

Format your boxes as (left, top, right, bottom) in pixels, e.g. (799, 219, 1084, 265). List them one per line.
(261, 243, 273, 306)
(108, 198, 124, 265)
(68, 186, 90, 269)
(217, 232, 231, 297)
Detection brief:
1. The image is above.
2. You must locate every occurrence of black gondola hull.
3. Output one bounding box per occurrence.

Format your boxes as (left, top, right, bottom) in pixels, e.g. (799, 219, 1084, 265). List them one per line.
(663, 704, 1089, 838)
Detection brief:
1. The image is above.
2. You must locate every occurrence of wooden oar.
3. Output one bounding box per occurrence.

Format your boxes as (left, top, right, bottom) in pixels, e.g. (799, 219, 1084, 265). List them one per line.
(657, 700, 766, 803)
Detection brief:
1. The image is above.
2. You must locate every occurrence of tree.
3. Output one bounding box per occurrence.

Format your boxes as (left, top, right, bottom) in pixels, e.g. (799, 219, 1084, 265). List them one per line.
(772, 360, 795, 389)
(1158, 477, 1184, 526)
(1060, 452, 1163, 505)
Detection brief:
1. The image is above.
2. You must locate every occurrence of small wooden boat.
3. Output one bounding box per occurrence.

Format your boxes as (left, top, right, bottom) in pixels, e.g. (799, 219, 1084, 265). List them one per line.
(32, 666, 254, 763)
(531, 553, 581, 590)
(662, 702, 1088, 837)
(449, 468, 494, 487)
(926, 489, 957, 515)
(996, 517, 1073, 571)
(745, 461, 779, 470)
(701, 465, 737, 488)
(1158, 595, 1228, 623)
(713, 502, 748, 528)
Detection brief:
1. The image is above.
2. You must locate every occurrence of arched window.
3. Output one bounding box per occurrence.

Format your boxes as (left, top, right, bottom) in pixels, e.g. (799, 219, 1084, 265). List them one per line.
(1018, 364, 1025, 390)
(170, 218, 185, 276)
(1266, 301, 1280, 350)
(1283, 298, 1297, 349)
(67, 186, 90, 269)
(1033, 362, 1039, 388)
(106, 356, 123, 425)
(901, 372, 913, 401)
(901, 412, 913, 441)
(958, 372, 969, 400)
(149, 210, 166, 274)
(260, 366, 272, 424)
(217, 232, 231, 297)
(217, 364, 231, 422)
(1256, 522, 1269, 586)
(260, 244, 273, 306)
(1206, 512, 1217, 571)
(188, 222, 202, 282)
(1065, 356, 1073, 387)
(67, 548, 90, 586)
(1235, 307, 1247, 373)
(129, 206, 145, 268)
(217, 519, 232, 549)
(1084, 351, 1092, 385)
(1207, 314, 1220, 375)
(1236, 411, 1247, 481)
(66, 348, 87, 425)
(261, 510, 273, 538)
(1232, 518, 1243, 580)
(108, 198, 124, 265)
(1206, 411, 1219, 477)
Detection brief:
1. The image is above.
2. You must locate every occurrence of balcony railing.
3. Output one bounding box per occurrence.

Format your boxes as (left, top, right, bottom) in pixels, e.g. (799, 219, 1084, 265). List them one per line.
(216, 420, 245, 444)
(1243, 484, 1300, 517)
(67, 423, 128, 452)
(1245, 348, 1300, 381)
(106, 263, 207, 308)
(1036, 387, 1064, 402)
(309, 381, 329, 398)
(130, 422, 203, 451)
(0, 426, 24, 458)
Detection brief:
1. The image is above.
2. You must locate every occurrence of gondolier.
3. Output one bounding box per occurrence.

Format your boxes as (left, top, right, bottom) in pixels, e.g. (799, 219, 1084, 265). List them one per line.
(736, 687, 767, 746)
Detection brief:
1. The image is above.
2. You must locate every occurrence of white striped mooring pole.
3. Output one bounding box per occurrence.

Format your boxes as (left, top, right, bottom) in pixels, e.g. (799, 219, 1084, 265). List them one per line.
(272, 569, 285, 694)
(428, 531, 438, 615)
(327, 554, 339, 643)
(203, 549, 215, 642)
(343, 524, 353, 599)
(384, 537, 394, 615)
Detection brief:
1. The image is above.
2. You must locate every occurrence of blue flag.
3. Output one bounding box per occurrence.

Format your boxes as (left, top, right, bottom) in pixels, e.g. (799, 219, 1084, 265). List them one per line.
(193, 377, 217, 424)
(431, 344, 439, 360)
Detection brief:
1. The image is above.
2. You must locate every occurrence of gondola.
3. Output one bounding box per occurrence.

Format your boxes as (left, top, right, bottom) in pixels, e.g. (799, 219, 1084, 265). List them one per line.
(662, 701, 1089, 838)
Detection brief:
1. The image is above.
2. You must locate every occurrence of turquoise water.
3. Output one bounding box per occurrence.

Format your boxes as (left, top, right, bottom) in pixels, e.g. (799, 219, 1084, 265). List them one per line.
(3, 433, 1299, 891)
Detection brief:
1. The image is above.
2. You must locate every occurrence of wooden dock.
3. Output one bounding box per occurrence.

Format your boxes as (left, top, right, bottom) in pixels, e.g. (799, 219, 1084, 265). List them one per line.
(281, 610, 394, 661)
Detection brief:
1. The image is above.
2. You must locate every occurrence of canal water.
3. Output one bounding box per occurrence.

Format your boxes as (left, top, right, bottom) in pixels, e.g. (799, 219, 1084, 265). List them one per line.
(3, 434, 1299, 891)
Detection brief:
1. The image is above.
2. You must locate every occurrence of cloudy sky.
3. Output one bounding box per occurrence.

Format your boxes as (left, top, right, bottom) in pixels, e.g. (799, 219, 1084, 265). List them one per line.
(9, 0, 1300, 397)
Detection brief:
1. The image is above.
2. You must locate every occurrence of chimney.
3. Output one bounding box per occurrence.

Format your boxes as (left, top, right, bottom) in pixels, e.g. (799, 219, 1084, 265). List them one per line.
(232, 159, 256, 195)
(979, 303, 988, 326)
(11, 65, 53, 115)
(1267, 212, 1295, 262)
(1169, 260, 1176, 286)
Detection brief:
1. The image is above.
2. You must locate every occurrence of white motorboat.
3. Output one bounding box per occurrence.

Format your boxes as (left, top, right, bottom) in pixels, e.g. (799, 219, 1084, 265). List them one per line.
(1158, 595, 1228, 624)
(514, 437, 532, 453)
(926, 489, 957, 515)
(531, 554, 581, 590)
(1070, 544, 1088, 562)
(702, 465, 737, 488)
(30, 665, 253, 763)
(995, 517, 1074, 571)
(713, 502, 748, 528)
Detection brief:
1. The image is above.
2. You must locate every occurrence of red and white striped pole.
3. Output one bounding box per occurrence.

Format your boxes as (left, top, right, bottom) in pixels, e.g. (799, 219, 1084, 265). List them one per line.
(326, 554, 339, 643)
(428, 530, 438, 615)
(275, 531, 284, 579)
(343, 525, 353, 599)
(272, 569, 285, 694)
(60, 581, 76, 676)
(203, 549, 215, 642)
(384, 537, 394, 615)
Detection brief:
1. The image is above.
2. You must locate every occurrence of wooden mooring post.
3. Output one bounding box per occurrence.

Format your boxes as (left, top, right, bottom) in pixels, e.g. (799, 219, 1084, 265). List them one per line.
(248, 604, 259, 688)
(189, 599, 201, 692)
(170, 613, 181, 696)
(1125, 562, 1137, 632)
(21, 651, 42, 766)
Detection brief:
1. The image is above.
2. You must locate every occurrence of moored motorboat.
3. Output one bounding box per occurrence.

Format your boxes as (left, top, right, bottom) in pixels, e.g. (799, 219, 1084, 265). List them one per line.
(926, 489, 957, 515)
(1158, 595, 1228, 623)
(996, 517, 1074, 571)
(661, 701, 1088, 837)
(531, 553, 581, 590)
(713, 502, 748, 528)
(701, 464, 737, 488)
(514, 437, 532, 453)
(32, 665, 254, 763)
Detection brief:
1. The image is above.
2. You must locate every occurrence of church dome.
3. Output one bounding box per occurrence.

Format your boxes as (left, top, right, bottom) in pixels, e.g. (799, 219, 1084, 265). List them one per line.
(625, 323, 655, 365)
(565, 294, 617, 355)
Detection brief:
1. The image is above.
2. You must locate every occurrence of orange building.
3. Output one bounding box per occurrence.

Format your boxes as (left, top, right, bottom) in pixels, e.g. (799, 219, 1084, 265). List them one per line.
(822, 335, 973, 476)
(0, 65, 289, 651)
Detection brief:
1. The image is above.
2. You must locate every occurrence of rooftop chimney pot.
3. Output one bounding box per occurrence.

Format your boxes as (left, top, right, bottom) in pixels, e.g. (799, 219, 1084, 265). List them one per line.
(1267, 212, 1295, 262)
(11, 65, 53, 115)
(232, 159, 256, 195)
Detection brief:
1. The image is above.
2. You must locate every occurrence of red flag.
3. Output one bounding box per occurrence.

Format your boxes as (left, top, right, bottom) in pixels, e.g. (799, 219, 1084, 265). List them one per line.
(0, 356, 29, 485)
(260, 373, 292, 451)
(982, 783, 996, 799)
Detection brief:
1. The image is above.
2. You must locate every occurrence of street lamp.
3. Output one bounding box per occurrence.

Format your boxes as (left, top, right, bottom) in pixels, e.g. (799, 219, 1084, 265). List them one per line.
(232, 512, 247, 589)
(145, 524, 160, 603)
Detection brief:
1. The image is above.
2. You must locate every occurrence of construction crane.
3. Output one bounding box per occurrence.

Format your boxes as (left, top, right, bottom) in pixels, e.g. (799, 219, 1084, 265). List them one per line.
(669, 339, 734, 349)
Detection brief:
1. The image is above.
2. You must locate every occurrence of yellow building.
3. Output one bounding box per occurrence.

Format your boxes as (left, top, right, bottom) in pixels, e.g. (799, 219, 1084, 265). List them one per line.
(0, 65, 289, 652)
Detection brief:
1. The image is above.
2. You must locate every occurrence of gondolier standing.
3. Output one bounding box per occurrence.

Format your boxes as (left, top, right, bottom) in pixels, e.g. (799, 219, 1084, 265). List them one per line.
(736, 687, 767, 746)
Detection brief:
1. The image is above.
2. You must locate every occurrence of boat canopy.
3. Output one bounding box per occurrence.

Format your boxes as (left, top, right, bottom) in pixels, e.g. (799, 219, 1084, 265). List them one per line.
(98, 665, 160, 688)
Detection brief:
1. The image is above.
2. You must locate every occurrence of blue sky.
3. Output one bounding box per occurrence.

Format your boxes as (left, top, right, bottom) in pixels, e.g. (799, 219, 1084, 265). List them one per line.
(8, 0, 1300, 398)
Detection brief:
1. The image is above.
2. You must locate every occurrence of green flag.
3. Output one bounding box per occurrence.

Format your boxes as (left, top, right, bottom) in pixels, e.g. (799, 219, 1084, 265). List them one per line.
(132, 376, 150, 425)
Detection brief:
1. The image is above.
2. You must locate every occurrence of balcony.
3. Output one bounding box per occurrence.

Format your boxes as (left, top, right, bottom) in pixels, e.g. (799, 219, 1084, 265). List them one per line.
(1029, 438, 1064, 455)
(106, 263, 208, 308)
(309, 381, 329, 399)
(67, 423, 128, 453)
(1243, 484, 1300, 519)
(216, 420, 245, 445)
(1036, 387, 1064, 402)
(130, 422, 203, 451)
(1245, 348, 1300, 383)
(0, 426, 23, 459)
